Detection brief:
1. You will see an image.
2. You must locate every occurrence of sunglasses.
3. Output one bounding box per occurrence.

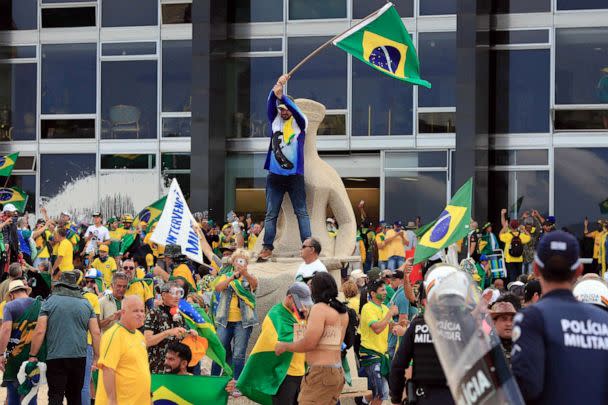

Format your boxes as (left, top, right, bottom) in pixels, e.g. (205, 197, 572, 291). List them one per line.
(301, 244, 312, 249)
(86, 279, 96, 284)
(123, 266, 135, 270)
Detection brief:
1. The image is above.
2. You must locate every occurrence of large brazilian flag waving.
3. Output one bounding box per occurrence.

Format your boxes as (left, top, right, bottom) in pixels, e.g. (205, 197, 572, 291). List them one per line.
(333, 2, 431, 88)
(0, 153, 19, 177)
(151, 374, 231, 404)
(413, 178, 473, 264)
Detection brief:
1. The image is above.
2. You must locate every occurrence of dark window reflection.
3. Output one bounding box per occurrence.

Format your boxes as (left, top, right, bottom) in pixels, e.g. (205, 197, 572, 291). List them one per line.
(162, 41, 191, 112)
(418, 112, 455, 133)
(102, 42, 156, 56)
(227, 0, 283, 23)
(555, 148, 608, 235)
(101, 60, 157, 139)
(489, 149, 548, 166)
(288, 37, 347, 109)
(418, 32, 456, 107)
(102, 0, 157, 27)
(385, 151, 447, 168)
(5, 175, 35, 213)
(162, 153, 190, 200)
(491, 49, 549, 133)
(556, 28, 608, 105)
(162, 118, 191, 138)
(0, 46, 36, 59)
(0, 63, 36, 141)
(490, 30, 549, 45)
(492, 0, 550, 13)
(385, 171, 446, 225)
(420, 0, 457, 15)
(352, 56, 413, 136)
(101, 154, 156, 170)
(41, 7, 95, 28)
(289, 0, 346, 19)
(318, 114, 346, 136)
(354, 0, 413, 18)
(40, 154, 96, 202)
(230, 39, 282, 53)
(554, 109, 608, 130)
(42, 43, 96, 114)
(161, 4, 191, 24)
(41, 119, 95, 139)
(0, 0, 37, 30)
(558, 0, 608, 10)
(162, 153, 190, 171)
(228, 56, 282, 138)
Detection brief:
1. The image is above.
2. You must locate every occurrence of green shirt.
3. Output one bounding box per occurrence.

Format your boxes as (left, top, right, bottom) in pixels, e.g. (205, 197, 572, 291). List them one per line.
(384, 285, 395, 306)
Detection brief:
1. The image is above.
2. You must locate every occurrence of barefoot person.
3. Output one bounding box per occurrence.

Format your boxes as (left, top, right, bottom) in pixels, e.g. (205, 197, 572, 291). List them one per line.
(275, 272, 348, 405)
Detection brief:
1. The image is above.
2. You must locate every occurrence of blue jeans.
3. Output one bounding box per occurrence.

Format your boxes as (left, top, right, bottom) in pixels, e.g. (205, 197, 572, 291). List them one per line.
(263, 173, 311, 250)
(211, 321, 252, 380)
(387, 255, 405, 271)
(363, 363, 389, 401)
(6, 380, 37, 405)
(378, 260, 388, 270)
(81, 344, 93, 405)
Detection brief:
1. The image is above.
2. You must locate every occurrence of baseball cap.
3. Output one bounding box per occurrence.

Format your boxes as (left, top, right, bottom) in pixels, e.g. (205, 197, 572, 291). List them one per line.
(479, 254, 488, 262)
(393, 270, 404, 280)
(277, 103, 288, 110)
(350, 269, 367, 281)
(534, 230, 580, 271)
(490, 301, 516, 319)
(98, 244, 109, 253)
(85, 269, 102, 279)
(482, 222, 492, 230)
(7, 280, 29, 295)
(287, 282, 314, 311)
(507, 280, 525, 291)
(524, 280, 542, 302)
(367, 267, 382, 282)
(546, 216, 556, 224)
(394, 220, 403, 227)
(92, 211, 102, 217)
(2, 204, 16, 213)
(61, 211, 71, 218)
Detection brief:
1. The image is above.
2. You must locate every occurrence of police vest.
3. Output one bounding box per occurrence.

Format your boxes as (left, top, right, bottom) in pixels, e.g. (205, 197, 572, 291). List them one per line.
(411, 316, 447, 386)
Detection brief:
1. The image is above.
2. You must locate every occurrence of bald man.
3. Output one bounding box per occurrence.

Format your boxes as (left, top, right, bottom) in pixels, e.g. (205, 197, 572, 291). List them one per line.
(96, 296, 150, 405)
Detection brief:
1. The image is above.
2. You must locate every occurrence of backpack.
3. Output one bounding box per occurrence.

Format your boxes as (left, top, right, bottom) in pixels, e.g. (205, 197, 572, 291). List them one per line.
(509, 232, 524, 258)
(343, 306, 359, 351)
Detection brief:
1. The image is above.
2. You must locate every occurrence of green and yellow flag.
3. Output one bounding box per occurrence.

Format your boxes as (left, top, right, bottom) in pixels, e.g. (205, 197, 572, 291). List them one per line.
(151, 374, 231, 404)
(333, 3, 431, 88)
(0, 153, 19, 177)
(413, 178, 473, 264)
(0, 186, 28, 212)
(120, 196, 167, 254)
(237, 303, 298, 405)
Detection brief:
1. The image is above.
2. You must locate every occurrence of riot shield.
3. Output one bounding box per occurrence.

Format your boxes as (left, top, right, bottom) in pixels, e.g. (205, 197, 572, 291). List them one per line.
(424, 271, 524, 405)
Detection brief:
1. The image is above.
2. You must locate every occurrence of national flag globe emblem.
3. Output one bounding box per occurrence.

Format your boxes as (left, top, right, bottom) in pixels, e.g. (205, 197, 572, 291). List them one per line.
(0, 157, 5, 167)
(0, 189, 14, 202)
(139, 208, 152, 223)
(153, 400, 179, 405)
(429, 210, 451, 243)
(368, 45, 401, 74)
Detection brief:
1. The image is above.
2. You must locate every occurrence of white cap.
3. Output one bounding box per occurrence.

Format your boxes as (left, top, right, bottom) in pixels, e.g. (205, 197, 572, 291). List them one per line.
(2, 204, 16, 213)
(61, 211, 71, 218)
(350, 269, 367, 280)
(573, 277, 608, 309)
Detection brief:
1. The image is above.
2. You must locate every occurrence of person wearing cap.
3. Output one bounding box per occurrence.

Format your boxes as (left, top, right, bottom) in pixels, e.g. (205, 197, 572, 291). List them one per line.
(480, 222, 499, 255)
(237, 282, 314, 404)
(499, 209, 531, 283)
(0, 204, 19, 266)
(475, 254, 491, 289)
(84, 212, 110, 259)
(106, 217, 122, 258)
(522, 279, 541, 307)
(295, 238, 328, 283)
(404, 221, 418, 253)
(374, 222, 391, 270)
(0, 280, 39, 405)
(511, 231, 608, 404)
(29, 270, 101, 405)
(33, 217, 52, 267)
(489, 301, 517, 365)
(385, 221, 409, 271)
(257, 74, 311, 262)
(91, 244, 117, 288)
(122, 259, 154, 309)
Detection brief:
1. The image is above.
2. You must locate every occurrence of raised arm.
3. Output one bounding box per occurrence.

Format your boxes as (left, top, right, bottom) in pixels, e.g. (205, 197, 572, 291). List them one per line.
(281, 92, 308, 131)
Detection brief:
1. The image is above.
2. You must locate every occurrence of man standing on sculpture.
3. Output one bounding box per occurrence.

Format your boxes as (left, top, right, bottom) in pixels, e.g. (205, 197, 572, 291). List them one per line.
(258, 74, 311, 261)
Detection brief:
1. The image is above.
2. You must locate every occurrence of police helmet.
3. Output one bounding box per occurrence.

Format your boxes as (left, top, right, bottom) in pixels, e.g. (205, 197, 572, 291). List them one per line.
(424, 264, 468, 301)
(573, 275, 608, 309)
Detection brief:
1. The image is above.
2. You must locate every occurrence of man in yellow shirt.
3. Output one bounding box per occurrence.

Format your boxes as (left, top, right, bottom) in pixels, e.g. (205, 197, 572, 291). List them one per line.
(122, 259, 154, 310)
(584, 217, 607, 274)
(92, 245, 117, 287)
(374, 222, 391, 270)
(359, 279, 398, 405)
(82, 285, 101, 405)
(51, 228, 73, 278)
(384, 221, 409, 271)
(499, 210, 531, 284)
(96, 295, 150, 405)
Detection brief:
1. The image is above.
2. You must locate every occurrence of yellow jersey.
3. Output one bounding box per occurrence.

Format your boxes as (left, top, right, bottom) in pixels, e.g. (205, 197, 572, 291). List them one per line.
(360, 301, 389, 355)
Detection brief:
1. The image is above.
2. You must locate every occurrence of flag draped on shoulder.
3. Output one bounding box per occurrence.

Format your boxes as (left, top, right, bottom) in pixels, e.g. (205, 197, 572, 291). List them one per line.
(237, 304, 298, 405)
(0, 153, 19, 177)
(0, 186, 28, 212)
(414, 178, 473, 264)
(151, 374, 231, 404)
(333, 2, 431, 88)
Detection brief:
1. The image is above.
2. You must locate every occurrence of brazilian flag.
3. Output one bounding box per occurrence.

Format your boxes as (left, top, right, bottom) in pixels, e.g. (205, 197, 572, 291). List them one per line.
(0, 153, 19, 177)
(0, 186, 28, 212)
(151, 374, 231, 404)
(413, 178, 473, 264)
(333, 3, 431, 88)
(120, 196, 167, 254)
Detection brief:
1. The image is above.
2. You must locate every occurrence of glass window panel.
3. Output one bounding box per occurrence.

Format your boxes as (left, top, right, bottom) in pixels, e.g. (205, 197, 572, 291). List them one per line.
(161, 3, 191, 24)
(0, 63, 36, 141)
(385, 151, 447, 168)
(14, 156, 35, 171)
(102, 42, 156, 56)
(230, 39, 282, 53)
(418, 112, 455, 133)
(418, 32, 456, 107)
(492, 0, 551, 13)
(353, 0, 413, 18)
(162, 153, 190, 170)
(41, 119, 95, 139)
(352, 56, 413, 136)
(42, 43, 96, 114)
(491, 49, 549, 133)
(100, 171, 159, 218)
(289, 0, 346, 19)
(162, 172, 190, 200)
(228, 56, 283, 138)
(555, 148, 608, 235)
(490, 30, 549, 45)
(101, 60, 157, 139)
(0, 0, 37, 30)
(102, 0, 157, 27)
(40, 154, 96, 218)
(419, 0, 457, 15)
(385, 171, 446, 225)
(556, 28, 608, 105)
(0, 46, 36, 59)
(227, 0, 283, 23)
(162, 117, 191, 138)
(162, 153, 190, 200)
(554, 109, 608, 130)
(41, 7, 96, 28)
(43, 0, 95, 2)
(288, 37, 347, 109)
(162, 41, 191, 112)
(5, 175, 35, 213)
(225, 153, 269, 216)
(101, 154, 156, 169)
(489, 149, 548, 166)
(558, 0, 608, 10)
(488, 170, 549, 227)
(318, 114, 346, 136)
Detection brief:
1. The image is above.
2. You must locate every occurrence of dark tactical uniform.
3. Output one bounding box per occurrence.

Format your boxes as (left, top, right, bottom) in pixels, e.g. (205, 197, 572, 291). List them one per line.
(389, 315, 454, 404)
(512, 289, 608, 404)
(143, 304, 185, 373)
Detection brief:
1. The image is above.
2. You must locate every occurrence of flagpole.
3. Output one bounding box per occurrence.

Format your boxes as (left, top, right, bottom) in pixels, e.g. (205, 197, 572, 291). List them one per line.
(2, 177, 9, 188)
(287, 6, 385, 77)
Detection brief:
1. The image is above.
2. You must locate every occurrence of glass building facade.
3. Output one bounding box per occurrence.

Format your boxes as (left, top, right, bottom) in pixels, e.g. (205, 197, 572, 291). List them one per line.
(1, 0, 608, 233)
